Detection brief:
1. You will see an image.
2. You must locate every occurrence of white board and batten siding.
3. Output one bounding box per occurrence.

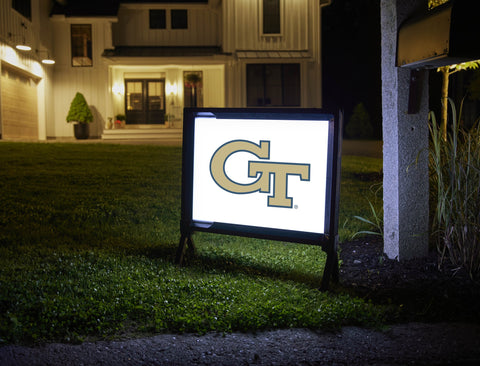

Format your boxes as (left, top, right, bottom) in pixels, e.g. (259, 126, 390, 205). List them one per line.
(113, 4, 221, 47)
(50, 18, 113, 138)
(222, 0, 319, 53)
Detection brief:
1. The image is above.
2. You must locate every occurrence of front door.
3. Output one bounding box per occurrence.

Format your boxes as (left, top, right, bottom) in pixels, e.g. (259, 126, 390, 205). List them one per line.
(125, 79, 165, 124)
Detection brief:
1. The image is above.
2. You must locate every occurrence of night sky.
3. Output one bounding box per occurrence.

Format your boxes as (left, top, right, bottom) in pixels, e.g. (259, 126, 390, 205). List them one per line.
(322, 0, 382, 139)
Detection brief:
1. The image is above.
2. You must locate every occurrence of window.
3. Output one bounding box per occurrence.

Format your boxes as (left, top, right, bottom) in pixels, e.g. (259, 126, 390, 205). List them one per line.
(263, 0, 281, 34)
(12, 0, 31, 20)
(171, 9, 188, 29)
(247, 64, 300, 107)
(184, 71, 203, 108)
(125, 79, 166, 124)
(71, 25, 92, 67)
(149, 9, 166, 29)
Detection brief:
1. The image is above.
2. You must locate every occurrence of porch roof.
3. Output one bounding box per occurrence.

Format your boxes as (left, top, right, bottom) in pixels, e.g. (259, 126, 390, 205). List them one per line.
(102, 46, 227, 58)
(236, 50, 312, 59)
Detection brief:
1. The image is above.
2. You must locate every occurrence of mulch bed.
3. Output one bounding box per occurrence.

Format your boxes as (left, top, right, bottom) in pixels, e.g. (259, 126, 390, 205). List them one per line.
(338, 236, 480, 323)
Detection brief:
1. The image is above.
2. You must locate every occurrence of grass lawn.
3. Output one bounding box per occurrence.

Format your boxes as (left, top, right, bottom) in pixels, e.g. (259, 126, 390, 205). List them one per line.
(0, 142, 384, 344)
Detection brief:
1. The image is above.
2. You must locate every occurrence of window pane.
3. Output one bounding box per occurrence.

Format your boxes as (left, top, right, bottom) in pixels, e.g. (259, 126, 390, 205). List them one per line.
(149, 9, 166, 29)
(126, 82, 143, 111)
(246, 64, 265, 106)
(246, 63, 300, 107)
(184, 71, 203, 107)
(148, 81, 165, 110)
(171, 9, 188, 29)
(71, 24, 92, 67)
(263, 0, 280, 34)
(282, 64, 300, 106)
(264, 64, 282, 106)
(12, 0, 31, 20)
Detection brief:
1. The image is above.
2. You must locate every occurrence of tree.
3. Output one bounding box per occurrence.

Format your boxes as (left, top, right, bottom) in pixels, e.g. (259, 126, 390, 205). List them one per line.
(437, 62, 480, 140)
(66, 92, 93, 124)
(345, 103, 373, 139)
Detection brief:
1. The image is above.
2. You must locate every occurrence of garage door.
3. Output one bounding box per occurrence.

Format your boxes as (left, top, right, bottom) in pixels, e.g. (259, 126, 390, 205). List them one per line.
(1, 64, 38, 140)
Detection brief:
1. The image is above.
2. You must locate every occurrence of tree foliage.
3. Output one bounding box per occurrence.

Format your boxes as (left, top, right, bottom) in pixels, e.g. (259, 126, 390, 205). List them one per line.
(66, 92, 93, 124)
(437, 62, 480, 140)
(428, 0, 449, 9)
(345, 103, 373, 140)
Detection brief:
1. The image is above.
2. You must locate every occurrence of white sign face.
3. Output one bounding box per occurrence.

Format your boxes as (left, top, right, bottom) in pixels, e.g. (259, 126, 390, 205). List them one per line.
(192, 117, 330, 234)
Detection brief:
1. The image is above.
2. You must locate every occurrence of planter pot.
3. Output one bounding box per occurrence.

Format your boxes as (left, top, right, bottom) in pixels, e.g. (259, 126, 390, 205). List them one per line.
(74, 123, 89, 140)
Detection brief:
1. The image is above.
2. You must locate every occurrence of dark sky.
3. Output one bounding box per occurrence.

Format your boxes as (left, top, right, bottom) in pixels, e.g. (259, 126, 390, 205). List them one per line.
(322, 0, 382, 139)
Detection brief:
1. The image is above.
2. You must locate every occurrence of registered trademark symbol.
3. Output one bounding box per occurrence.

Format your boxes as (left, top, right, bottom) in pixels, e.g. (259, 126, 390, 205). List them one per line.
(294, 205, 298, 209)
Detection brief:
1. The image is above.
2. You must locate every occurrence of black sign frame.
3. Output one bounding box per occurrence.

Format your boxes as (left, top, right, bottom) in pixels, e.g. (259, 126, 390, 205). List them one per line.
(176, 108, 342, 289)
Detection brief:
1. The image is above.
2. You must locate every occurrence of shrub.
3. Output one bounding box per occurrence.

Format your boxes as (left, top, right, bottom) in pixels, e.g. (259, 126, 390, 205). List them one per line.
(66, 92, 93, 124)
(345, 103, 374, 140)
(429, 99, 480, 279)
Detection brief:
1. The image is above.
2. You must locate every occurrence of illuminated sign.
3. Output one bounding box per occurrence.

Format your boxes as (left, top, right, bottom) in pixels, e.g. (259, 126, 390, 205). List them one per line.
(178, 108, 342, 288)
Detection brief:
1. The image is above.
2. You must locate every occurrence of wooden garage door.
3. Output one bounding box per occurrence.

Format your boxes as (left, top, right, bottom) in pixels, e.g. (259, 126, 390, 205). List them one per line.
(1, 65, 38, 140)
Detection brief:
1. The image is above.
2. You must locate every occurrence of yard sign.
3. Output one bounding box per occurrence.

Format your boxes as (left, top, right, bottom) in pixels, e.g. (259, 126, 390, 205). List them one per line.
(177, 108, 342, 289)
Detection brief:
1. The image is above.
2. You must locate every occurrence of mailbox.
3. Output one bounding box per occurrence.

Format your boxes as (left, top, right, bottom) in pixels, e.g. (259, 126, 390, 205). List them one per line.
(397, 0, 480, 69)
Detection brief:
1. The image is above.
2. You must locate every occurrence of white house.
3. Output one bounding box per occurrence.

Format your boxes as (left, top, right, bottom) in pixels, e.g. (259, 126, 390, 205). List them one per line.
(0, 0, 331, 141)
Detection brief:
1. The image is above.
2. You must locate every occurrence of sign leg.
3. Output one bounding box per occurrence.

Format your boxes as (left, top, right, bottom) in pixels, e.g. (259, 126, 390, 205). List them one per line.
(320, 243, 339, 291)
(175, 234, 195, 265)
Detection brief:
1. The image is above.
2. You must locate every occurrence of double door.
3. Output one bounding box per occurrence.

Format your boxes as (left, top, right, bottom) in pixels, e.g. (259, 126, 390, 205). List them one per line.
(125, 79, 165, 124)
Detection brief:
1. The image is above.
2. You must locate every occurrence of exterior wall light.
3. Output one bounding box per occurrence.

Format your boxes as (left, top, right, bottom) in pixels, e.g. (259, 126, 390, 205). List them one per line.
(37, 49, 55, 64)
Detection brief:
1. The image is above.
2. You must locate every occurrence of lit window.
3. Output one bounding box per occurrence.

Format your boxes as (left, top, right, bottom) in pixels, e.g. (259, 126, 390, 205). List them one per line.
(71, 24, 92, 67)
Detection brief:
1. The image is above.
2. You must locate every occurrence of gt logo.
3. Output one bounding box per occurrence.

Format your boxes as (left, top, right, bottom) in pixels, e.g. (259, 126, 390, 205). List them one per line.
(210, 140, 310, 208)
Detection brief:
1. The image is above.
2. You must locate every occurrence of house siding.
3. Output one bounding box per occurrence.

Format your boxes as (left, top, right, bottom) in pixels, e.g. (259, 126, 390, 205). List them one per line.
(1, 0, 326, 140)
(0, 0, 53, 140)
(113, 5, 220, 47)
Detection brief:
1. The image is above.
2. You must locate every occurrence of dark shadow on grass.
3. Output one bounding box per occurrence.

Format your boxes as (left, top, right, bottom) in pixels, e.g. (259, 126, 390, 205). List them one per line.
(183, 250, 324, 289)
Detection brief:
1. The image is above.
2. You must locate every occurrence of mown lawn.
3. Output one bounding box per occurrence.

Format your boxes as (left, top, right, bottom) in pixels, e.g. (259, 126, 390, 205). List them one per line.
(0, 142, 384, 344)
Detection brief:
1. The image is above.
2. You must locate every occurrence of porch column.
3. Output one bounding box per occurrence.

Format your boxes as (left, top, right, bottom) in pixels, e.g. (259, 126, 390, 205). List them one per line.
(381, 0, 429, 260)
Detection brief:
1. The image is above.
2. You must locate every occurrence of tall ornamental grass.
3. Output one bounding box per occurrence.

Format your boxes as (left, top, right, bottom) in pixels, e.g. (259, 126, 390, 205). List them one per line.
(429, 99, 480, 279)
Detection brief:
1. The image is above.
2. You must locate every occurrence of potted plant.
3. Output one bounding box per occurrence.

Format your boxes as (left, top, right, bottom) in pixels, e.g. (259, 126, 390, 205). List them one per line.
(66, 92, 93, 139)
(115, 114, 126, 128)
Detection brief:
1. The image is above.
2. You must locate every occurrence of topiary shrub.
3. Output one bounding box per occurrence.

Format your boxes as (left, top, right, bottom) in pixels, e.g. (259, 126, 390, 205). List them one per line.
(66, 92, 93, 124)
(345, 103, 374, 139)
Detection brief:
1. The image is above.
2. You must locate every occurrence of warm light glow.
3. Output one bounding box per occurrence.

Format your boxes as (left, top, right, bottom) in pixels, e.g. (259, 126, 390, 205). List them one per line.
(112, 83, 125, 95)
(166, 82, 178, 95)
(4, 46, 20, 65)
(41, 58, 55, 65)
(16, 44, 31, 51)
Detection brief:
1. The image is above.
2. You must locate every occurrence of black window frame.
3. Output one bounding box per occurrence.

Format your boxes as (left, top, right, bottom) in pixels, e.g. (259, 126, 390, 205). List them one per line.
(71, 24, 93, 67)
(263, 0, 281, 35)
(149, 9, 166, 29)
(246, 63, 301, 107)
(171, 9, 188, 29)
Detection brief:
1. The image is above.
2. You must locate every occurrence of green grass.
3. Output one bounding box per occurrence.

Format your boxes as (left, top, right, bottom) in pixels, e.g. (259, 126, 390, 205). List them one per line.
(0, 142, 383, 344)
